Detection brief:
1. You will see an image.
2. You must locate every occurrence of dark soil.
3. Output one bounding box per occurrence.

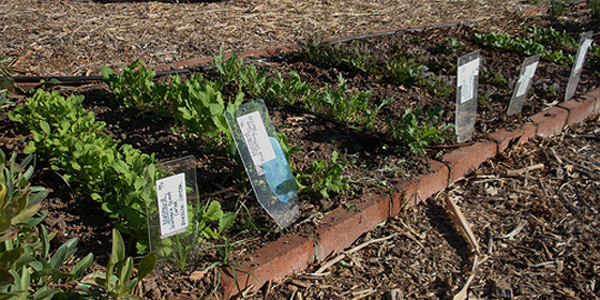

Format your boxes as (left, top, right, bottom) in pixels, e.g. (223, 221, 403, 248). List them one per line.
(1, 5, 599, 299)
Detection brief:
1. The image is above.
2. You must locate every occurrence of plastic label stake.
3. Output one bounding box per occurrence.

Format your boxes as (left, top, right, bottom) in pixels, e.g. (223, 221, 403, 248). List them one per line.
(507, 54, 540, 116)
(156, 173, 188, 238)
(455, 50, 480, 143)
(144, 156, 200, 275)
(225, 99, 299, 228)
(237, 111, 276, 175)
(565, 31, 593, 101)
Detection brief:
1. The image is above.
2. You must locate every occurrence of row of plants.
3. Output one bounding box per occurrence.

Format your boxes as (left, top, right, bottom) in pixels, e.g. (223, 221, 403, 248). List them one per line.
(8, 90, 157, 252)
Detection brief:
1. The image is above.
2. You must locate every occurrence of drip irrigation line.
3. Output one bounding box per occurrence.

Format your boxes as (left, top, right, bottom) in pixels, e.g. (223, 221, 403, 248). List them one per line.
(12, 19, 481, 85)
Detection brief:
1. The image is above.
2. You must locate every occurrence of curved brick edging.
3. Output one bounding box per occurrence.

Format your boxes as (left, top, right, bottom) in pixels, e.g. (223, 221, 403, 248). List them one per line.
(219, 86, 600, 299)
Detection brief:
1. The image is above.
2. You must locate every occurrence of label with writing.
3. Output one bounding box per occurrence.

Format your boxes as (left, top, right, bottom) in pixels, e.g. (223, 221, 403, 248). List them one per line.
(457, 57, 480, 104)
(574, 38, 592, 72)
(237, 111, 276, 168)
(156, 173, 189, 238)
(516, 61, 539, 97)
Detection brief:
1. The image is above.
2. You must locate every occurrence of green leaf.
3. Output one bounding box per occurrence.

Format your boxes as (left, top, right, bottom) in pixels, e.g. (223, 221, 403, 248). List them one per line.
(0, 268, 14, 287)
(70, 253, 94, 278)
(119, 257, 134, 289)
(0, 291, 20, 300)
(49, 238, 78, 269)
(23, 143, 36, 155)
(0, 247, 24, 270)
(219, 212, 236, 233)
(32, 286, 63, 300)
(136, 252, 156, 280)
(90, 193, 102, 202)
(39, 121, 50, 134)
(111, 229, 126, 270)
(204, 201, 223, 221)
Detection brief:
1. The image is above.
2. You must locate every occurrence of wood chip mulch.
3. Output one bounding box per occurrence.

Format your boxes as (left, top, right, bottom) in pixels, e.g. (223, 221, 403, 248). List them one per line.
(253, 115, 600, 299)
(1, 0, 547, 77)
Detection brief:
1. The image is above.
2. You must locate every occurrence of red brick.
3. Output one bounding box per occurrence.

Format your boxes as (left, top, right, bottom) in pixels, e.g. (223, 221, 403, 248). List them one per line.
(529, 106, 568, 138)
(414, 160, 449, 205)
(239, 49, 268, 60)
(221, 233, 314, 299)
(389, 179, 419, 216)
(172, 57, 213, 69)
(265, 45, 298, 56)
(488, 123, 538, 153)
(582, 87, 600, 116)
(313, 194, 389, 261)
(558, 96, 597, 127)
(152, 64, 173, 72)
(442, 142, 497, 183)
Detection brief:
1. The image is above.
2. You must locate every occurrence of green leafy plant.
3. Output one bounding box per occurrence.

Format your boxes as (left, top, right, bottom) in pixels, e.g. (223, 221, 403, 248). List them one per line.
(172, 74, 244, 149)
(298, 151, 350, 198)
(0, 56, 18, 120)
(388, 106, 454, 155)
(433, 37, 465, 54)
(384, 53, 429, 87)
(9, 89, 157, 250)
(0, 149, 94, 300)
(529, 27, 577, 48)
(474, 32, 572, 65)
(312, 74, 391, 130)
(214, 49, 245, 84)
(101, 59, 156, 108)
(79, 229, 156, 300)
(190, 200, 259, 297)
(299, 38, 378, 74)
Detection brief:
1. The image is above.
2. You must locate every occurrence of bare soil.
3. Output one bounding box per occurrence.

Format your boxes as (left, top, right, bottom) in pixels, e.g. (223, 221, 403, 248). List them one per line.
(1, 1, 600, 299)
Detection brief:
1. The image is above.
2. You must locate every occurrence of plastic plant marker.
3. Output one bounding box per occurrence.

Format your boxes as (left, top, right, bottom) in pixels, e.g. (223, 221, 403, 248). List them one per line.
(144, 156, 200, 274)
(455, 50, 480, 143)
(225, 99, 299, 228)
(565, 31, 593, 101)
(156, 173, 188, 238)
(507, 54, 540, 116)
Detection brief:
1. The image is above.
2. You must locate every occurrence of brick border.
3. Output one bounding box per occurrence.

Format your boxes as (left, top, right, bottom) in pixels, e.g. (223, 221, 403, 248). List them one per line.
(214, 25, 600, 300)
(219, 86, 600, 298)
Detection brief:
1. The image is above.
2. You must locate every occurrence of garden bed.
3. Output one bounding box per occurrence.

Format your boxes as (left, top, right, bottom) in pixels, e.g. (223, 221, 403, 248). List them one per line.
(1, 4, 599, 299)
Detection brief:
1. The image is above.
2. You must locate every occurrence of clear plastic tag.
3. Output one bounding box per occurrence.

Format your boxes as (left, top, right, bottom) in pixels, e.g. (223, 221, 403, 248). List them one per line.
(507, 54, 540, 116)
(144, 156, 199, 274)
(225, 99, 299, 228)
(455, 50, 480, 143)
(565, 31, 593, 101)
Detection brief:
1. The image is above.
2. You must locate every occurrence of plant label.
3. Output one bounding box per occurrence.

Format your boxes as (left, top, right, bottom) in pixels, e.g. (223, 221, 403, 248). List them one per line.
(507, 54, 540, 116)
(455, 50, 480, 143)
(237, 111, 276, 175)
(156, 173, 188, 238)
(225, 99, 299, 228)
(144, 156, 200, 274)
(565, 31, 593, 101)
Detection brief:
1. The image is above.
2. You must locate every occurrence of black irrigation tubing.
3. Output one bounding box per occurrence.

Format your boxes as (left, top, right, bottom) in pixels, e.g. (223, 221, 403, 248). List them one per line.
(12, 18, 484, 85)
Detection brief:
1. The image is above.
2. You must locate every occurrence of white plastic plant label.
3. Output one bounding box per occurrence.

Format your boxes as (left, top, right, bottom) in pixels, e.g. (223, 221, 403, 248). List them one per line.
(565, 31, 593, 101)
(237, 111, 276, 173)
(516, 61, 539, 97)
(455, 50, 480, 143)
(508, 54, 540, 116)
(156, 173, 188, 238)
(225, 99, 299, 228)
